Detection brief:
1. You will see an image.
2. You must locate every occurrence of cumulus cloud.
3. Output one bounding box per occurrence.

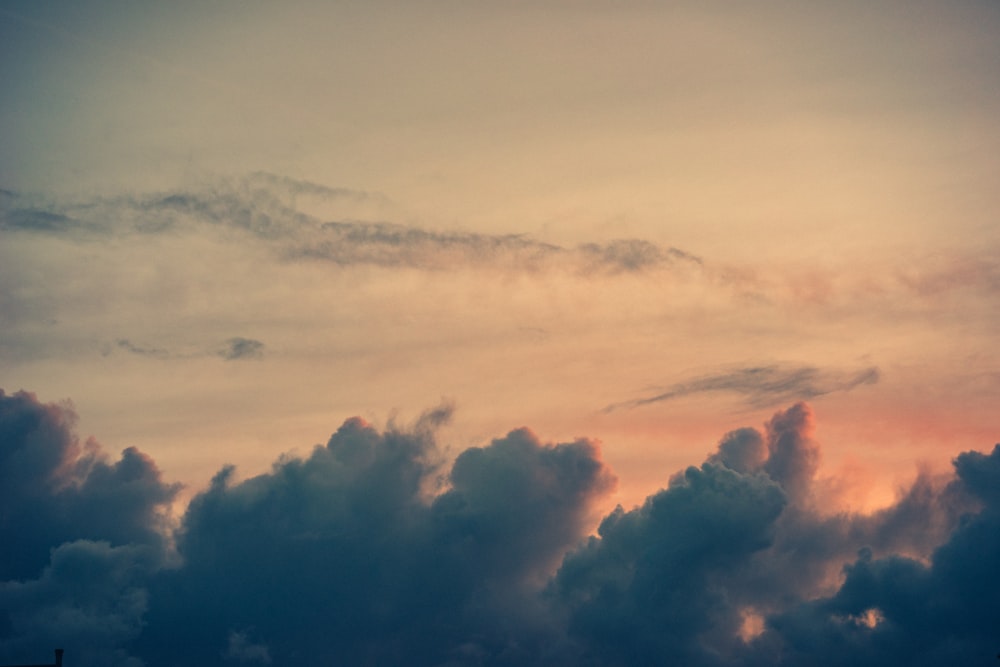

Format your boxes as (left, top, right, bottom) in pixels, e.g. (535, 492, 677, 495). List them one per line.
(0, 390, 178, 667)
(135, 407, 615, 666)
(2, 389, 998, 666)
(605, 364, 880, 412)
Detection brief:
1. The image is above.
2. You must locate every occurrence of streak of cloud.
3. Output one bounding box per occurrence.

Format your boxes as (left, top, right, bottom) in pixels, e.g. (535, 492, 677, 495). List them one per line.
(604, 364, 880, 412)
(0, 178, 701, 275)
(219, 337, 264, 361)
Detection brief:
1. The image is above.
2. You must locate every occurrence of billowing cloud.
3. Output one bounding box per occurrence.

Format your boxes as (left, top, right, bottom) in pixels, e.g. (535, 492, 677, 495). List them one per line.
(2, 390, 998, 666)
(605, 364, 880, 412)
(0, 390, 178, 667)
(137, 407, 615, 666)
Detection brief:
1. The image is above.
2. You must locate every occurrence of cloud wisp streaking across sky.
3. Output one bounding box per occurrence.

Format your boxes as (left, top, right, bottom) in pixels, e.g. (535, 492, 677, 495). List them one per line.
(605, 365, 881, 412)
(0, 178, 703, 275)
(1, 390, 997, 666)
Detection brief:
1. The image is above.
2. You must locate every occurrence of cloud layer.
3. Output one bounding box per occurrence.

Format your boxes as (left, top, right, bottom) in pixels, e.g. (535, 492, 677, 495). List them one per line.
(0, 177, 702, 276)
(1, 389, 997, 666)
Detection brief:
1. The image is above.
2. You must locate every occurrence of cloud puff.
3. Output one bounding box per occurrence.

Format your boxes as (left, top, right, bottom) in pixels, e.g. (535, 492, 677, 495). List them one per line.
(757, 444, 1000, 666)
(136, 408, 616, 666)
(0, 390, 178, 582)
(219, 337, 264, 361)
(605, 364, 880, 412)
(0, 390, 178, 667)
(2, 389, 998, 666)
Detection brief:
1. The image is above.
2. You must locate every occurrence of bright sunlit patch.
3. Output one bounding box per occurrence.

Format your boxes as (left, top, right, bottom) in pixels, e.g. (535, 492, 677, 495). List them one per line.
(836, 607, 885, 630)
(738, 607, 766, 642)
(855, 608, 884, 629)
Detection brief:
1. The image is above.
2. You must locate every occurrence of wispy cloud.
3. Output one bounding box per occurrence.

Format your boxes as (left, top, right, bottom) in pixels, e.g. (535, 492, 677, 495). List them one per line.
(604, 364, 880, 412)
(116, 339, 172, 360)
(114, 337, 265, 362)
(219, 337, 264, 361)
(0, 176, 701, 275)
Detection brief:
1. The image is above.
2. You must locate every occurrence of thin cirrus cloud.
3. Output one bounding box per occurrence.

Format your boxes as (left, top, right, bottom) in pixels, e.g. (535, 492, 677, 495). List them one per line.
(2, 388, 997, 666)
(605, 364, 881, 412)
(0, 175, 703, 276)
(112, 337, 265, 362)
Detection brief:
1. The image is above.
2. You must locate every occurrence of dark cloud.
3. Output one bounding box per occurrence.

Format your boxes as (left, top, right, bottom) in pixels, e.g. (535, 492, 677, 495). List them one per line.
(219, 337, 264, 361)
(137, 409, 615, 666)
(756, 445, 1000, 667)
(605, 364, 880, 412)
(0, 389, 178, 667)
(2, 389, 998, 666)
(115, 339, 171, 360)
(0, 209, 80, 234)
(112, 337, 265, 361)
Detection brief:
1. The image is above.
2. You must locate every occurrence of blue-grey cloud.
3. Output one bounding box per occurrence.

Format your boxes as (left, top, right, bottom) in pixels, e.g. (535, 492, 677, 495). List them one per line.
(137, 408, 615, 666)
(2, 390, 997, 667)
(0, 389, 178, 667)
(115, 339, 172, 360)
(0, 177, 701, 275)
(219, 337, 264, 361)
(605, 364, 880, 412)
(112, 337, 265, 362)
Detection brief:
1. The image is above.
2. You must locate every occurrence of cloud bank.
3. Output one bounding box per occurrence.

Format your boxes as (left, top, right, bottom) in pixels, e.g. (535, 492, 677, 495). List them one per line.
(1, 389, 997, 666)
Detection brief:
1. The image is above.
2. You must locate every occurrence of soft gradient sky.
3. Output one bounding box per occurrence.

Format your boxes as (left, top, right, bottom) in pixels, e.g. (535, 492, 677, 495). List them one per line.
(2, 0, 999, 511)
(3, 3, 1000, 666)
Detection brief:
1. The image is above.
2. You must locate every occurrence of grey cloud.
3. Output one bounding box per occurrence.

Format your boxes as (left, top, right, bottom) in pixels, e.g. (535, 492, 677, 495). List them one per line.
(0, 177, 701, 275)
(756, 444, 1000, 667)
(3, 388, 998, 667)
(136, 408, 615, 666)
(0, 390, 178, 667)
(0, 540, 154, 667)
(220, 337, 264, 361)
(224, 631, 271, 664)
(113, 338, 265, 361)
(605, 364, 880, 412)
(0, 390, 178, 582)
(0, 209, 80, 233)
(116, 339, 171, 360)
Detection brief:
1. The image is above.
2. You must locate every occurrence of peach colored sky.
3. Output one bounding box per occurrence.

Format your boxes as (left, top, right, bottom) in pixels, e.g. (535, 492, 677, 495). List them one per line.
(2, 1, 999, 513)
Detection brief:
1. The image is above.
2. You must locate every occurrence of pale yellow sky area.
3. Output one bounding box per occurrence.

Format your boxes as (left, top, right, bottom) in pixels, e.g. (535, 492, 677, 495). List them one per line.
(1, 1, 999, 514)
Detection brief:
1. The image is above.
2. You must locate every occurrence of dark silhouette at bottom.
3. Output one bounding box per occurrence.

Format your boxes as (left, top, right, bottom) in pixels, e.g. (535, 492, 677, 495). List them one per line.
(0, 649, 63, 667)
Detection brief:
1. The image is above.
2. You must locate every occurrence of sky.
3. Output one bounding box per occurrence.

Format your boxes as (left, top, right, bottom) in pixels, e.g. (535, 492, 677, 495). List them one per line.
(1, 2, 999, 665)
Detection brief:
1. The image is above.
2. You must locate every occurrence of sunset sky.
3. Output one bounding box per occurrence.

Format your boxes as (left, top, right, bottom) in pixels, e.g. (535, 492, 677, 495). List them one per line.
(2, 2, 999, 666)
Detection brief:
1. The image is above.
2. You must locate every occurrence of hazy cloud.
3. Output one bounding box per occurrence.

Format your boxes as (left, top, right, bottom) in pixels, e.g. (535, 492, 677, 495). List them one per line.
(116, 339, 171, 360)
(113, 338, 265, 362)
(219, 338, 264, 361)
(605, 364, 880, 412)
(0, 178, 701, 276)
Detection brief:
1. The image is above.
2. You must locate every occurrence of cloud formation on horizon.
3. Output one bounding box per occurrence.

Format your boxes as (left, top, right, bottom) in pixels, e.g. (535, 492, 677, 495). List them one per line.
(1, 389, 997, 666)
